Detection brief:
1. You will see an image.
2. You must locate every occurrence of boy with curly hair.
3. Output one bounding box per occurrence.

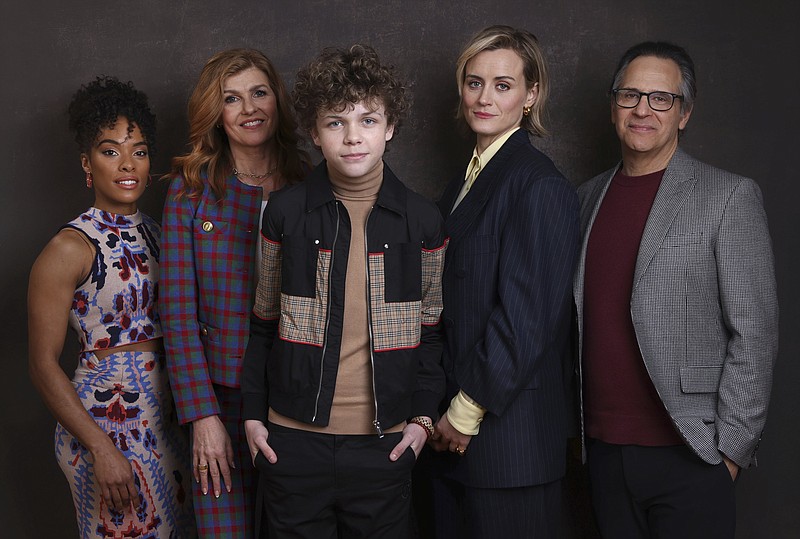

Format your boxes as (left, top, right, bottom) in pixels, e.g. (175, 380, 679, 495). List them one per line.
(242, 44, 447, 538)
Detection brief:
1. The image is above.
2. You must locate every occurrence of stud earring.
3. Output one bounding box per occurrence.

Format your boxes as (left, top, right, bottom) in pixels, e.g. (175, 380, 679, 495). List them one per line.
(85, 172, 93, 188)
(523, 106, 531, 117)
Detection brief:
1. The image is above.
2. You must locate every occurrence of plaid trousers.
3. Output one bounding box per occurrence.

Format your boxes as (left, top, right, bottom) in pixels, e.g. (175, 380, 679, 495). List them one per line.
(192, 385, 261, 538)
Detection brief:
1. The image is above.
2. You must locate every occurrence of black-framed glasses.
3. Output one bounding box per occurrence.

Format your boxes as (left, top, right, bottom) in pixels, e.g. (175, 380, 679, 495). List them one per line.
(612, 89, 683, 111)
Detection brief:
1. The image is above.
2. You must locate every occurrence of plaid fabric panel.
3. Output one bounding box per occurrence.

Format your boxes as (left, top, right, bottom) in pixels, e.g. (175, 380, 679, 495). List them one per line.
(278, 249, 330, 347)
(421, 238, 448, 326)
(253, 237, 282, 320)
(161, 175, 262, 424)
(368, 253, 422, 351)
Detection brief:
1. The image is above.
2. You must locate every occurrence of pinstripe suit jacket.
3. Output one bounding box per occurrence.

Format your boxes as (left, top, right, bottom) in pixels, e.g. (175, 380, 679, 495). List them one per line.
(573, 148, 779, 467)
(437, 129, 580, 488)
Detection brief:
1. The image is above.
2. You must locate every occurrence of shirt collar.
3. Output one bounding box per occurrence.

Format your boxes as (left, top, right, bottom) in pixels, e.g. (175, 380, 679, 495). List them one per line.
(467, 127, 521, 180)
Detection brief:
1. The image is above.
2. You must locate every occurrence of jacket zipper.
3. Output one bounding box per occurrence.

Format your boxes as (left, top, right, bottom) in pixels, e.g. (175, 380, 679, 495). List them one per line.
(312, 201, 340, 422)
(363, 206, 384, 437)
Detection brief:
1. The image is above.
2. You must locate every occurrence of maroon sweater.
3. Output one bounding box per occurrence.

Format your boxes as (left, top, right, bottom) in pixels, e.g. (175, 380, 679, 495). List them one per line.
(583, 168, 683, 446)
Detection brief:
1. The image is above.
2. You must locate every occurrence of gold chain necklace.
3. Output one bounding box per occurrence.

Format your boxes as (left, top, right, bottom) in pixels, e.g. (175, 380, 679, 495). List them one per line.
(233, 167, 276, 185)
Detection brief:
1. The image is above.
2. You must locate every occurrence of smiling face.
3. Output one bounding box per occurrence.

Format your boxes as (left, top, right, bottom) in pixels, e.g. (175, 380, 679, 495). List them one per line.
(81, 118, 149, 215)
(612, 55, 692, 174)
(311, 100, 394, 182)
(220, 67, 278, 154)
(461, 48, 537, 153)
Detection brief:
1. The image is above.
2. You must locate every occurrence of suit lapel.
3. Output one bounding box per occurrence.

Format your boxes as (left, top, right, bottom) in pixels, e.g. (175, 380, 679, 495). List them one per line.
(438, 171, 464, 218)
(574, 167, 617, 311)
(632, 149, 697, 288)
(443, 130, 528, 245)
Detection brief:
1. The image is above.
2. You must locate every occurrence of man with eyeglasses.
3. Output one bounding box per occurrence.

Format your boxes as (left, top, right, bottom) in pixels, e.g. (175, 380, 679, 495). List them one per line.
(573, 41, 778, 538)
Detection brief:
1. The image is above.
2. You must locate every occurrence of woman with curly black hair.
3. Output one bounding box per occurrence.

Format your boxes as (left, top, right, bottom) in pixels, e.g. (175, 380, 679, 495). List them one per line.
(28, 76, 196, 538)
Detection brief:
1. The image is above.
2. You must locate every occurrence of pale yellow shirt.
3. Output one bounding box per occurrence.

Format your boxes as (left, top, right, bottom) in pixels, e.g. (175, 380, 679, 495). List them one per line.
(447, 127, 522, 434)
(451, 127, 520, 212)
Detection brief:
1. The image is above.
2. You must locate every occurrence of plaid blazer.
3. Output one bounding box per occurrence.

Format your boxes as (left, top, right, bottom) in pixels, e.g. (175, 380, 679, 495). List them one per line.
(161, 174, 262, 424)
(574, 149, 779, 467)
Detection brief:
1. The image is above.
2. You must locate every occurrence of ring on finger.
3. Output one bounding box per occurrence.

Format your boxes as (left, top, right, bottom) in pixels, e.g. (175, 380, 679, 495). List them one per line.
(455, 446, 466, 456)
(197, 463, 209, 471)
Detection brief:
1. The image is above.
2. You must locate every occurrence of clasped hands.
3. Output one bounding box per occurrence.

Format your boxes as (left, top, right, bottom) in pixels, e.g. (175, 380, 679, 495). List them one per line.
(429, 414, 471, 456)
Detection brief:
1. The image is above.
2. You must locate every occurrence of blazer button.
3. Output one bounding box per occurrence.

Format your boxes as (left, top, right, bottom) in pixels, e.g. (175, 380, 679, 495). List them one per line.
(200, 327, 209, 336)
(202, 221, 214, 232)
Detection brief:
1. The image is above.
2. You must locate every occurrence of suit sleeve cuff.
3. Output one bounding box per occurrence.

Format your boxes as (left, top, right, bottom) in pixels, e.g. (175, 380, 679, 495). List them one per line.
(170, 378, 222, 425)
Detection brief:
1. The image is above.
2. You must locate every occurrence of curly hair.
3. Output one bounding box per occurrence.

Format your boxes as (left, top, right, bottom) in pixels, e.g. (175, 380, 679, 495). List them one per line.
(68, 76, 156, 154)
(455, 25, 550, 137)
(293, 44, 410, 136)
(170, 48, 308, 201)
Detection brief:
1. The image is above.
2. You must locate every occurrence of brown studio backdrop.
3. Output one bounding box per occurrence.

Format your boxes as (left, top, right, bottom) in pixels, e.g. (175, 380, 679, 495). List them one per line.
(2, 1, 797, 537)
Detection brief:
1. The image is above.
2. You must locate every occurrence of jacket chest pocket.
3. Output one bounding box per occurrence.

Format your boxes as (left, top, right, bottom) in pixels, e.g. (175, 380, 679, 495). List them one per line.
(194, 218, 231, 240)
(381, 242, 422, 302)
(193, 218, 250, 275)
(281, 235, 320, 298)
(451, 234, 497, 279)
(660, 232, 703, 249)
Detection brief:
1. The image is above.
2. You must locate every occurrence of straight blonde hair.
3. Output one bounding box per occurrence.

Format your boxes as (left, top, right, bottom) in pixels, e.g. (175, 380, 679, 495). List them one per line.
(455, 25, 550, 137)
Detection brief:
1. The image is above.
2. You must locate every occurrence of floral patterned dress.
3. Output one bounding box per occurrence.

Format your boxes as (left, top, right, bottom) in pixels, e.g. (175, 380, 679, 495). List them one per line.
(54, 207, 195, 538)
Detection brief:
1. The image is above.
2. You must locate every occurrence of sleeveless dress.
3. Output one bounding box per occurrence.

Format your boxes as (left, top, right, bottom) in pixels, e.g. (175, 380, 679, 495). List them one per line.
(54, 207, 196, 538)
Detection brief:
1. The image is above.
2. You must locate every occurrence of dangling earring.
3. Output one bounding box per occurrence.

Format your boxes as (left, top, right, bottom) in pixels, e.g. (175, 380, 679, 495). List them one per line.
(523, 106, 531, 117)
(147, 174, 153, 187)
(85, 171, 93, 188)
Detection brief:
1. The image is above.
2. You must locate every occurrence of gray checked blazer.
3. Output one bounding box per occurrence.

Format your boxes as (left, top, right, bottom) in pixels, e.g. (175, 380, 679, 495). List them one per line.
(573, 148, 779, 468)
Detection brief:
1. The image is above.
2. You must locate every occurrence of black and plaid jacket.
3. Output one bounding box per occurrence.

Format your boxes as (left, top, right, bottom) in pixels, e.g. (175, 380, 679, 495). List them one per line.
(242, 162, 448, 432)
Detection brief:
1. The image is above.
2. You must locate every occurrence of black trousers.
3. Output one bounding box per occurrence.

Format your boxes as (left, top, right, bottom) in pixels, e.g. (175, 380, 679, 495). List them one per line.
(419, 449, 563, 539)
(587, 439, 736, 539)
(255, 423, 415, 539)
